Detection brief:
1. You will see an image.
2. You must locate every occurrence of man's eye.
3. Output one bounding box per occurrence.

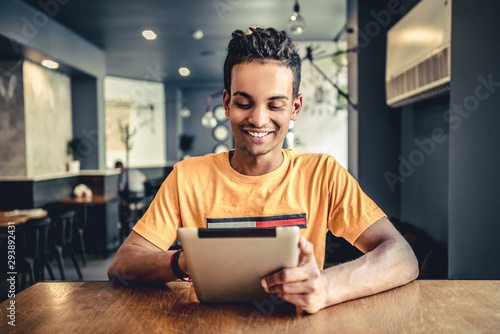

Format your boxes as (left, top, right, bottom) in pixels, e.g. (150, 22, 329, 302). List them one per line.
(269, 105, 285, 111)
(235, 102, 251, 109)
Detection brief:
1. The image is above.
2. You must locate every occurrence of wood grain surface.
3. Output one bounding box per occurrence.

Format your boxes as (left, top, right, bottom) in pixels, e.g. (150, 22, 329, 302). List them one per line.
(57, 195, 118, 205)
(1, 280, 499, 333)
(0, 210, 47, 227)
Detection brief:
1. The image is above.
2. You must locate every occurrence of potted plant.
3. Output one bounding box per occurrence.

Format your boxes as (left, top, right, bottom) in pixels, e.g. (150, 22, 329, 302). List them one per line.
(67, 137, 84, 172)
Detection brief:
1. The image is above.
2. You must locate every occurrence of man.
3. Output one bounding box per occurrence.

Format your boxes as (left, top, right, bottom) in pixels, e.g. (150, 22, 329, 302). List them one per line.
(108, 27, 418, 314)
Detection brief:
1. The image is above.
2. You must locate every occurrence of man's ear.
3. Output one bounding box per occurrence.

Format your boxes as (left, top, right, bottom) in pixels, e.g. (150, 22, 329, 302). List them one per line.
(291, 93, 303, 121)
(223, 89, 231, 117)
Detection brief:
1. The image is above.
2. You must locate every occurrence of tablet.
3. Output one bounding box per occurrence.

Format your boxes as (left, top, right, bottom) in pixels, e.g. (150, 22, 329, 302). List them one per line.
(177, 226, 299, 302)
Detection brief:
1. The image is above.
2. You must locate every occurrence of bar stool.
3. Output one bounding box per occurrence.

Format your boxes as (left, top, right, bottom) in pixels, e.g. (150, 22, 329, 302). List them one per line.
(119, 197, 145, 242)
(18, 217, 55, 290)
(73, 204, 91, 266)
(51, 211, 83, 280)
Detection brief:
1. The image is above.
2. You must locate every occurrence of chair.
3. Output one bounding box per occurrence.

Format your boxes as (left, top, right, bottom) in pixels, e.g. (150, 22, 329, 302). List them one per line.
(119, 196, 146, 242)
(73, 205, 91, 266)
(51, 211, 83, 280)
(17, 217, 55, 290)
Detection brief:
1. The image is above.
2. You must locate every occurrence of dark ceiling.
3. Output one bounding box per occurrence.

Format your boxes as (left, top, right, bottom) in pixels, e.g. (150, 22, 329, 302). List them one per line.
(18, 0, 345, 83)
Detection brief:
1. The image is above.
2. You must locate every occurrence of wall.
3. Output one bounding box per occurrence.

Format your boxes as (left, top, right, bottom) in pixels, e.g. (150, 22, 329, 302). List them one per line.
(400, 96, 449, 243)
(0, 171, 120, 211)
(347, 0, 402, 218)
(0, 0, 107, 170)
(351, 0, 500, 279)
(347, 0, 359, 179)
(23, 60, 72, 176)
(349, 0, 449, 243)
(0, 60, 72, 177)
(448, 0, 500, 279)
(104, 76, 167, 168)
(71, 75, 103, 170)
(165, 86, 183, 162)
(0, 60, 26, 176)
(181, 86, 228, 157)
(395, 0, 449, 247)
(294, 41, 348, 168)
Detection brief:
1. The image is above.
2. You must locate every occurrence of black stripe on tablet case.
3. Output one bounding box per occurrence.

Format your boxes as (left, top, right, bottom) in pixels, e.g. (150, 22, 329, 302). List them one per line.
(198, 228, 277, 238)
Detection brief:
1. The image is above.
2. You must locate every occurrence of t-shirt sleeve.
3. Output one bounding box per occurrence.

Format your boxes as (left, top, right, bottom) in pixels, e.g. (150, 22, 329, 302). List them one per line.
(132, 165, 181, 250)
(327, 160, 386, 245)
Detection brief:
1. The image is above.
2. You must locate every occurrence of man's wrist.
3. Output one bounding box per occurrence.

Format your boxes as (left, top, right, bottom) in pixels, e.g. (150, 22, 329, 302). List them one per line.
(319, 270, 334, 308)
(170, 249, 189, 280)
(178, 252, 188, 275)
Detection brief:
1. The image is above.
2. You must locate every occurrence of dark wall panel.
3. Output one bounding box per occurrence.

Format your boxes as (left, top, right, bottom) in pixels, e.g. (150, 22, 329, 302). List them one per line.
(165, 86, 182, 162)
(71, 76, 101, 170)
(448, 0, 500, 279)
(400, 96, 449, 243)
(0, 174, 119, 210)
(349, 0, 403, 218)
(0, 181, 34, 210)
(33, 177, 78, 208)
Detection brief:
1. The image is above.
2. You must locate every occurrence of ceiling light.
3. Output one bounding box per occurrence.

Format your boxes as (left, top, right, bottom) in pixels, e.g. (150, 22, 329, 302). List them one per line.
(288, 0, 305, 35)
(41, 60, 59, 69)
(179, 67, 190, 76)
(201, 110, 217, 129)
(192, 30, 204, 40)
(142, 30, 157, 40)
(180, 106, 191, 118)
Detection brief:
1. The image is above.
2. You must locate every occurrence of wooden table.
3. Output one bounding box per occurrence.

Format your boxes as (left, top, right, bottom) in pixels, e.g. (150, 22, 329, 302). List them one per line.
(1, 280, 498, 333)
(57, 194, 118, 205)
(0, 209, 47, 228)
(57, 195, 120, 256)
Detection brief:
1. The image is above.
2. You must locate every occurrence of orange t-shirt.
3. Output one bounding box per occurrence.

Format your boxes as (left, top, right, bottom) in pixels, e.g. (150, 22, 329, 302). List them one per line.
(133, 149, 386, 269)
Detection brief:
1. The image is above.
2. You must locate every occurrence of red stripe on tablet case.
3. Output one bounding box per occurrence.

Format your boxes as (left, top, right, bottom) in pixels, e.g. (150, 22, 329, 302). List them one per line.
(256, 218, 305, 227)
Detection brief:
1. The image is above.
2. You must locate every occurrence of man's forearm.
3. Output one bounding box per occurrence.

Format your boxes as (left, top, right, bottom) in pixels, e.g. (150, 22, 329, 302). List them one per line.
(107, 244, 179, 284)
(321, 239, 419, 307)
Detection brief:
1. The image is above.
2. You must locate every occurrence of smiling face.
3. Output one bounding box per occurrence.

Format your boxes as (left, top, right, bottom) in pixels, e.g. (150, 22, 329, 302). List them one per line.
(223, 61, 302, 163)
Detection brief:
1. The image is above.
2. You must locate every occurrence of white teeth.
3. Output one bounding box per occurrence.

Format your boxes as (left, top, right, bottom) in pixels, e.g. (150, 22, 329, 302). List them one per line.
(248, 131, 270, 138)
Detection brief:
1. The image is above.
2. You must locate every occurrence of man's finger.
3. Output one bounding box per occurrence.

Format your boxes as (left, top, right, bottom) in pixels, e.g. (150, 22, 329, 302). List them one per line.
(298, 236, 315, 265)
(265, 279, 318, 294)
(262, 265, 318, 290)
(261, 268, 306, 289)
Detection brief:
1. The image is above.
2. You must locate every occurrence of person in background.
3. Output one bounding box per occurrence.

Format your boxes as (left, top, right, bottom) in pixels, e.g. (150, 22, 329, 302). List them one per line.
(109, 27, 418, 314)
(115, 161, 146, 199)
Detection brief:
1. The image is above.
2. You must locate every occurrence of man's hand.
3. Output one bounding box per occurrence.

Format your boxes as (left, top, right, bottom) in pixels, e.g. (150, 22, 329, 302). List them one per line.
(261, 236, 328, 314)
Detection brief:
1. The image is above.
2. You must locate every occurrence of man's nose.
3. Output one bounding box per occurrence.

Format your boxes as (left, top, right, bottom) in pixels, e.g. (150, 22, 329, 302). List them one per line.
(247, 105, 270, 128)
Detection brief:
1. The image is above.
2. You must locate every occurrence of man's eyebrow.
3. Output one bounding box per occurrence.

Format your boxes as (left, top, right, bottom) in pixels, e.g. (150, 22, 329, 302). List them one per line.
(232, 91, 251, 98)
(269, 95, 289, 101)
(232, 92, 289, 101)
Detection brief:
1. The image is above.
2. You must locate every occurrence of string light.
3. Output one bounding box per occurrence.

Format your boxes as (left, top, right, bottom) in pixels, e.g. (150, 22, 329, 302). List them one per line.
(288, 0, 305, 35)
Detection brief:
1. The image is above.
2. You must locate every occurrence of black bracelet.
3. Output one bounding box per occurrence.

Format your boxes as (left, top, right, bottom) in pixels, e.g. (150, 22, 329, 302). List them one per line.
(171, 249, 189, 281)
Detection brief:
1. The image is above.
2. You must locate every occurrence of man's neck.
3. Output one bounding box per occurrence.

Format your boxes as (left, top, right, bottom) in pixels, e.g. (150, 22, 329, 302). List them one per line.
(229, 150, 284, 176)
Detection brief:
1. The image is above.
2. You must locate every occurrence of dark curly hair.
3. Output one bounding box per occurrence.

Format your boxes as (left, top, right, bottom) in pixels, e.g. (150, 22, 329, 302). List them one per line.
(223, 27, 302, 98)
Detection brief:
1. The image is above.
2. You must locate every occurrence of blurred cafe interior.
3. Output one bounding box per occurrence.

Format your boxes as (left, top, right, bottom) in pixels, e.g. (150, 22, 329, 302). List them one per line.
(0, 0, 499, 300)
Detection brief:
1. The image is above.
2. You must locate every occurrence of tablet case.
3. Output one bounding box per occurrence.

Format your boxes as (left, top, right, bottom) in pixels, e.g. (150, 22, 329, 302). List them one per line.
(177, 226, 299, 302)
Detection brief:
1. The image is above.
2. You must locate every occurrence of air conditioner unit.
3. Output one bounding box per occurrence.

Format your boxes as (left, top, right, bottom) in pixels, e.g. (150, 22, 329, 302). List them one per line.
(386, 0, 451, 108)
